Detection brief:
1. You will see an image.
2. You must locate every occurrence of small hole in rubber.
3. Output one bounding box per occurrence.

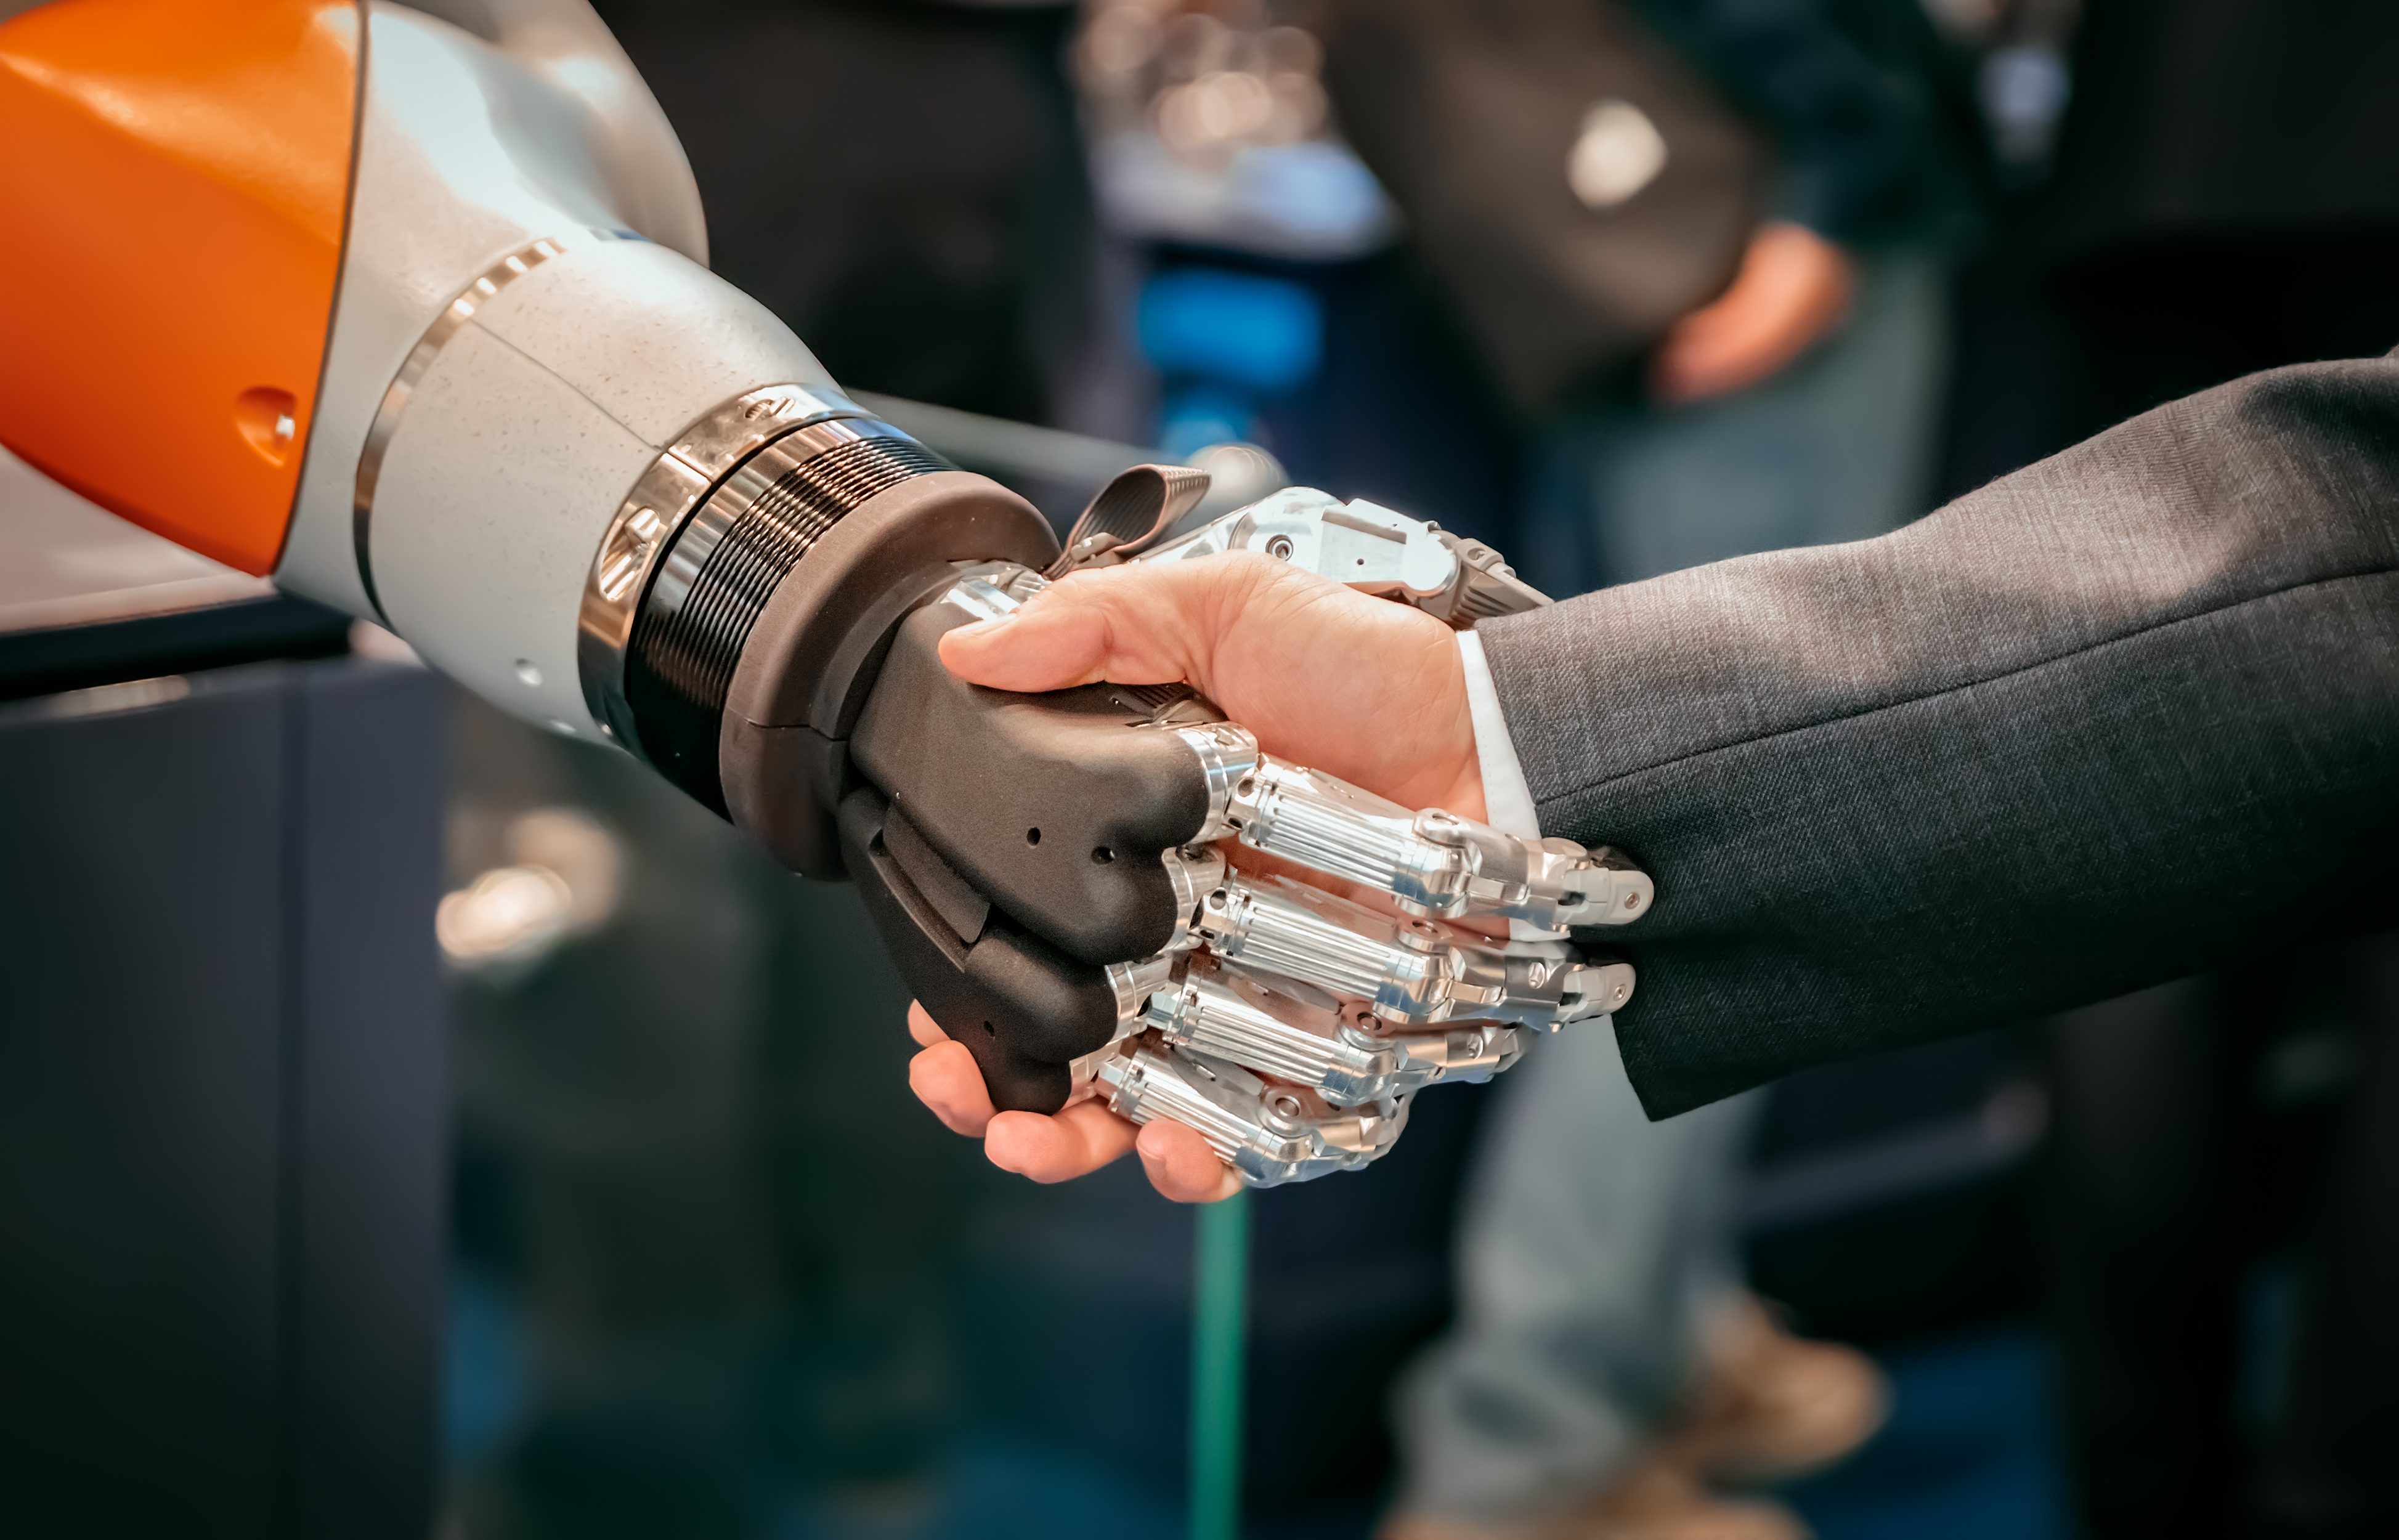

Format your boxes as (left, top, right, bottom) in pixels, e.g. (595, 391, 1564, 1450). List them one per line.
(1025, 828, 1042, 846)
(1091, 846, 1114, 864)
(981, 1020, 996, 1037)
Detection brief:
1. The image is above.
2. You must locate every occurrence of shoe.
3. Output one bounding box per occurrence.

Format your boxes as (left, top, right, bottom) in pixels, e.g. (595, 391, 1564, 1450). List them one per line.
(1375, 1296, 1873, 1540)
(1667, 1294, 1887, 1485)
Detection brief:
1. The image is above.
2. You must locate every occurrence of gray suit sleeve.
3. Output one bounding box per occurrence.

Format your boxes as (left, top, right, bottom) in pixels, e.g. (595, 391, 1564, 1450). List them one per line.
(1477, 355, 2399, 1118)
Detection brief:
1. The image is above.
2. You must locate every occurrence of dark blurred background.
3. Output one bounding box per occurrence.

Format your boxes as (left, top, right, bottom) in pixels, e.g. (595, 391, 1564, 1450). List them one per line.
(6, 1, 2395, 1537)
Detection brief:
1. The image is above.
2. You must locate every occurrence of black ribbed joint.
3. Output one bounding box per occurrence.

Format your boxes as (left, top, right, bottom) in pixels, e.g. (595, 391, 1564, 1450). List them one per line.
(625, 423, 949, 814)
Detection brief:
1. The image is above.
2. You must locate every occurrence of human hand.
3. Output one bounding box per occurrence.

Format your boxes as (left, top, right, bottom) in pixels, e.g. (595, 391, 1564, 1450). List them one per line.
(1651, 222, 1856, 406)
(857, 487, 1649, 1204)
(945, 554, 1488, 822)
(906, 553, 1485, 1203)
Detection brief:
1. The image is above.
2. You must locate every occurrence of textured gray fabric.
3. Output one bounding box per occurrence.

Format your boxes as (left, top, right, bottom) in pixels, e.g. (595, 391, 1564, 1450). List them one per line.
(1479, 355, 2399, 1117)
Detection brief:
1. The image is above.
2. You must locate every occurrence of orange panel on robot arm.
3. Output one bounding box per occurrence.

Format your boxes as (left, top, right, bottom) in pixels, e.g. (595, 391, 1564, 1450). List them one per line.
(0, 0, 359, 574)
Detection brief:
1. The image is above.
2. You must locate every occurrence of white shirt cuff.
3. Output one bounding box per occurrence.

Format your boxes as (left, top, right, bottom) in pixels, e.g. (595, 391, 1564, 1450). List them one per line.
(1458, 630, 1540, 840)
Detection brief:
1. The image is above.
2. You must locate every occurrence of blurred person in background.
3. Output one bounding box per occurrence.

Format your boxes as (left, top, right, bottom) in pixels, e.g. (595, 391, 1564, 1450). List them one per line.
(1308, 1, 1987, 1535)
(594, 0, 1099, 429)
(1949, 2, 2399, 1535)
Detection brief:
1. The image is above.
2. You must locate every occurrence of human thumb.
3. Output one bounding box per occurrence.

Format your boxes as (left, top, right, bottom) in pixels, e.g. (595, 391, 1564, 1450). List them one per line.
(936, 559, 1255, 695)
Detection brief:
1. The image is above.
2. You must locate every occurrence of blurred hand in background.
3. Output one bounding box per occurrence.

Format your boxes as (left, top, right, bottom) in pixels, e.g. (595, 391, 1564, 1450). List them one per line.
(1651, 221, 1857, 405)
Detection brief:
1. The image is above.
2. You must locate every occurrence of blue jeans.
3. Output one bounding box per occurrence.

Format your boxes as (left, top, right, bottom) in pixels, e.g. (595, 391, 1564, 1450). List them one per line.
(1393, 253, 1947, 1521)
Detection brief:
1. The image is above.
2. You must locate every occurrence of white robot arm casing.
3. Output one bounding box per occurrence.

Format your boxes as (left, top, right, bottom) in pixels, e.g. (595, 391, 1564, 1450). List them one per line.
(278, 1, 836, 739)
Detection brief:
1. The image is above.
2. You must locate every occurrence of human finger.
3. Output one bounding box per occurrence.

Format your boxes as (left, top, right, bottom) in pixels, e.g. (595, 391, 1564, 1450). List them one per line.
(936, 557, 1265, 695)
(984, 1101, 1140, 1182)
(908, 1039, 997, 1137)
(1136, 1119, 1244, 1203)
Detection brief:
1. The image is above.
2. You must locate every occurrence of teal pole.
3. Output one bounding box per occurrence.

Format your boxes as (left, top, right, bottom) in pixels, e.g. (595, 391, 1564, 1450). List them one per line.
(1188, 1188, 1251, 1540)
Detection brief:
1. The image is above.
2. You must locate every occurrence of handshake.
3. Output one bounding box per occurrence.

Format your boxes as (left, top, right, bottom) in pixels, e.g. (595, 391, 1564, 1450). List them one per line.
(832, 472, 1653, 1202)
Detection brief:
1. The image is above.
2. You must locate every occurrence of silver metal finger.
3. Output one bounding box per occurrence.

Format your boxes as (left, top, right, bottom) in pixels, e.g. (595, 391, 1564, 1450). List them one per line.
(1091, 1042, 1408, 1188)
(1061, 953, 1182, 1100)
(1135, 488, 1551, 623)
(1139, 962, 1527, 1106)
(1389, 1018, 1527, 1089)
(1170, 723, 1260, 841)
(1195, 872, 1636, 1030)
(1139, 965, 1401, 1105)
(1224, 757, 1652, 928)
(1158, 842, 1228, 951)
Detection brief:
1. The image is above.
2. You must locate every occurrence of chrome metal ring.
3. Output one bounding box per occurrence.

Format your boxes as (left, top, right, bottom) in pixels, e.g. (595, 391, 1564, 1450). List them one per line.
(352, 229, 635, 621)
(613, 417, 945, 807)
(1176, 723, 1263, 841)
(631, 417, 925, 665)
(572, 383, 879, 754)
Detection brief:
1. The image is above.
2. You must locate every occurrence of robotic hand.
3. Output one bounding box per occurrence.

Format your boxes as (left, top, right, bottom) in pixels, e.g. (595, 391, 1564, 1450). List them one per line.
(1, 0, 1651, 1189)
(836, 479, 1652, 1186)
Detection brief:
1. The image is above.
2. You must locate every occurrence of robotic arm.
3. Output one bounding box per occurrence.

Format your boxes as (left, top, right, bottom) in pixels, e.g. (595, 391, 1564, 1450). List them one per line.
(1, 0, 1053, 841)
(0, 0, 1649, 1187)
